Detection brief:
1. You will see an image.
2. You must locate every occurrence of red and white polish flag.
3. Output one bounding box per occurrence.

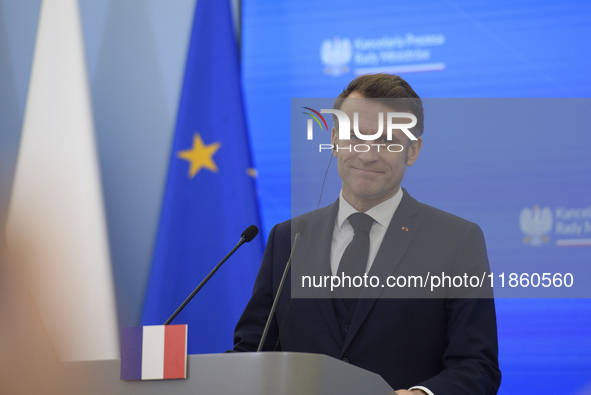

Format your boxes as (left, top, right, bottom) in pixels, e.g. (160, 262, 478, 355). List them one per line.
(120, 325, 188, 380)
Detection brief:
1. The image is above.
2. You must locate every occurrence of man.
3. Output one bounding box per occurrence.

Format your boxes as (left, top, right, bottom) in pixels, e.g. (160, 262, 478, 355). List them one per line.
(233, 74, 501, 395)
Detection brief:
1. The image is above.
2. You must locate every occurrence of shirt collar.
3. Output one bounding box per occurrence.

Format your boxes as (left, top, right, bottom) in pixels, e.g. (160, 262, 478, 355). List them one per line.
(337, 188, 404, 230)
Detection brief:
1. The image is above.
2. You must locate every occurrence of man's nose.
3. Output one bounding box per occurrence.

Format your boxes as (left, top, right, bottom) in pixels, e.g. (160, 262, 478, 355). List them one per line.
(356, 144, 379, 163)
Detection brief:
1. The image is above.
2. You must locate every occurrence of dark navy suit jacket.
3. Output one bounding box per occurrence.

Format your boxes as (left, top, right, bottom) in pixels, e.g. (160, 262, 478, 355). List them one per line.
(234, 190, 501, 394)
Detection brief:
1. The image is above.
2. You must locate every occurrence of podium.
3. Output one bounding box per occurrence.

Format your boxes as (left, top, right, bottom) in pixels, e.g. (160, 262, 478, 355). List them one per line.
(65, 352, 395, 394)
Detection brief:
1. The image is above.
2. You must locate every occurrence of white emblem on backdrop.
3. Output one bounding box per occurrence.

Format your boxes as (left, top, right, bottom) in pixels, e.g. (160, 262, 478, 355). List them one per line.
(320, 37, 352, 77)
(320, 33, 446, 77)
(520, 205, 553, 246)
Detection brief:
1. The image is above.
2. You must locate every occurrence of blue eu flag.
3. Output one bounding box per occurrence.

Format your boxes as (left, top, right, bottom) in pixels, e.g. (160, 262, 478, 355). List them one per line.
(141, 0, 264, 354)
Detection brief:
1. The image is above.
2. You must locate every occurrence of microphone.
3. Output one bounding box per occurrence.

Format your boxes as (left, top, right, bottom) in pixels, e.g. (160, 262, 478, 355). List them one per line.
(257, 220, 307, 351)
(164, 225, 259, 325)
(241, 225, 259, 242)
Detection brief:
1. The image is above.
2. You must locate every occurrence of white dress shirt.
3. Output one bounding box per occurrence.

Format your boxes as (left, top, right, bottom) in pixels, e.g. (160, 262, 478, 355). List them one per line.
(329, 187, 435, 395)
(330, 188, 403, 276)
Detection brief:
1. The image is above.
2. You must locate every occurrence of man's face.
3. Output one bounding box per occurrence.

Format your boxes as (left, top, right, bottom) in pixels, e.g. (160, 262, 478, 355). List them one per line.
(331, 92, 422, 211)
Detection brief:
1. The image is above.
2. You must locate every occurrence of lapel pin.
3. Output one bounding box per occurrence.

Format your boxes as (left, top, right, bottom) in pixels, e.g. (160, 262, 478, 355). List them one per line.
(402, 226, 409, 232)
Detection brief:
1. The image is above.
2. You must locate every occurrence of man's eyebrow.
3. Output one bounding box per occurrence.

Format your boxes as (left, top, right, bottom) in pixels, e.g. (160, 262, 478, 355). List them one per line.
(347, 129, 404, 142)
(378, 135, 402, 143)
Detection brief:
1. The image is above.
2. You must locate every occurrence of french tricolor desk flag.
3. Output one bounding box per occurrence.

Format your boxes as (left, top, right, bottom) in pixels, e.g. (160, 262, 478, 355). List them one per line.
(120, 325, 188, 380)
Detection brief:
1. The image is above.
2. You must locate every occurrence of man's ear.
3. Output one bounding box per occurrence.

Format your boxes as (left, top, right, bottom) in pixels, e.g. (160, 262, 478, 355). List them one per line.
(406, 136, 422, 166)
(331, 126, 338, 157)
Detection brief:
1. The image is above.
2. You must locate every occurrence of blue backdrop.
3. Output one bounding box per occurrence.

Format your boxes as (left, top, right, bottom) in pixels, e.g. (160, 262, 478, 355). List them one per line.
(242, 1, 591, 394)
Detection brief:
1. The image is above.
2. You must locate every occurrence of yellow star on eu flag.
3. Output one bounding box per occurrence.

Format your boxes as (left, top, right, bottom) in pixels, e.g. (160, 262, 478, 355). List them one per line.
(177, 133, 221, 178)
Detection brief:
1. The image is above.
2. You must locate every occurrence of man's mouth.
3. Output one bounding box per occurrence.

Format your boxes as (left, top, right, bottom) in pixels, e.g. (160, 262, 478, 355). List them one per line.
(352, 167, 382, 174)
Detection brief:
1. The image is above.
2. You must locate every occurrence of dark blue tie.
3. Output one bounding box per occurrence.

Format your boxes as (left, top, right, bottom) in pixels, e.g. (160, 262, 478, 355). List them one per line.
(337, 212, 374, 307)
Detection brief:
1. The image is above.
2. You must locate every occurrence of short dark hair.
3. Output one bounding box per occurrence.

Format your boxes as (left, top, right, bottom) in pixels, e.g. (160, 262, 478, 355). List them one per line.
(333, 73, 424, 137)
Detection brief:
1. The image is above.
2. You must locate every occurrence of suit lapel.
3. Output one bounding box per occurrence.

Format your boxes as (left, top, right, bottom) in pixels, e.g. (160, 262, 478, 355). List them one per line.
(340, 189, 421, 355)
(297, 200, 344, 346)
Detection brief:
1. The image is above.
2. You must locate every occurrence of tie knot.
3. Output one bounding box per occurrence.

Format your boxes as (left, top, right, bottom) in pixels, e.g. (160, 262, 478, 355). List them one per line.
(348, 212, 374, 233)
